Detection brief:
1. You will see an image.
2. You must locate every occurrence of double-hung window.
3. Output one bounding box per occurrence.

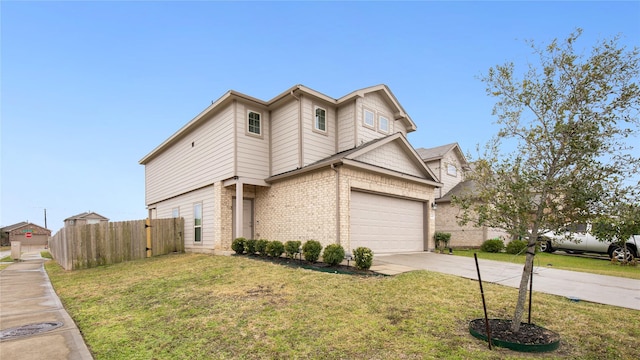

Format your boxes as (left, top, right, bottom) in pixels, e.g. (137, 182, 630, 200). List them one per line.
(314, 106, 327, 132)
(194, 203, 202, 243)
(379, 115, 390, 133)
(364, 109, 375, 128)
(248, 111, 261, 136)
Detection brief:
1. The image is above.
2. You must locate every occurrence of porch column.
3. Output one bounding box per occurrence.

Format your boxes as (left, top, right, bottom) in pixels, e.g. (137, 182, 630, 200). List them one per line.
(235, 182, 244, 239)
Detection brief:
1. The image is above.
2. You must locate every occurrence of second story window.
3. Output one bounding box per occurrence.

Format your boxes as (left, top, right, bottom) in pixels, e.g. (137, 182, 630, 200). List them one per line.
(447, 164, 457, 177)
(315, 106, 326, 132)
(379, 115, 390, 133)
(248, 111, 261, 135)
(364, 108, 375, 128)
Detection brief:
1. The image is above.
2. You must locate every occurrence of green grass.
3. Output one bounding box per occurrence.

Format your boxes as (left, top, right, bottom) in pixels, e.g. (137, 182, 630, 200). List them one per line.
(40, 251, 53, 259)
(46, 253, 640, 360)
(452, 250, 640, 280)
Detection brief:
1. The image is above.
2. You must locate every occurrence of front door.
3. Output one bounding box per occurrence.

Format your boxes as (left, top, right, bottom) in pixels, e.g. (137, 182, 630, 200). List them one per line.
(232, 199, 254, 239)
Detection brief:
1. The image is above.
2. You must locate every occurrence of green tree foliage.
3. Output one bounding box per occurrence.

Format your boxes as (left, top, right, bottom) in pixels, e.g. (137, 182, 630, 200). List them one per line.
(453, 29, 640, 332)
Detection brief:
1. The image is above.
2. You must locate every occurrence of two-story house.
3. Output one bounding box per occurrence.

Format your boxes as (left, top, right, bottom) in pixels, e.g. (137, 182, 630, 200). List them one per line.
(418, 143, 508, 248)
(140, 84, 442, 254)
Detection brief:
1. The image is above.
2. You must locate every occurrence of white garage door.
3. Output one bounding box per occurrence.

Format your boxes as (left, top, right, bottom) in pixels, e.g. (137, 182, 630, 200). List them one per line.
(350, 191, 425, 253)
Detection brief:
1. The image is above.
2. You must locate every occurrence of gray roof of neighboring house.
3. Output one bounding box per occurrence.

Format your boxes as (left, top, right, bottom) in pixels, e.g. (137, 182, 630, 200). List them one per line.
(64, 212, 109, 221)
(436, 180, 478, 203)
(416, 142, 471, 170)
(1, 221, 50, 232)
(1, 221, 29, 232)
(416, 143, 459, 161)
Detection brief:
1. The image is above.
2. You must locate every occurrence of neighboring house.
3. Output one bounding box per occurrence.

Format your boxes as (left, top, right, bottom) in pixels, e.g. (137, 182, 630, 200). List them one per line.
(140, 84, 442, 254)
(1, 222, 51, 247)
(64, 212, 109, 227)
(417, 143, 507, 248)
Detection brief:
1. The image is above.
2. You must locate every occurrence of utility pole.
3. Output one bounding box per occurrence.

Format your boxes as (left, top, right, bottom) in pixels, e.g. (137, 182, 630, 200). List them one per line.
(44, 208, 47, 229)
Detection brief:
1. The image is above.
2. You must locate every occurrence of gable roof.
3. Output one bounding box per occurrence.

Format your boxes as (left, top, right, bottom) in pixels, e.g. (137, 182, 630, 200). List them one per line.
(268, 133, 441, 187)
(416, 142, 470, 169)
(1, 222, 50, 232)
(139, 84, 417, 165)
(1, 221, 30, 232)
(64, 212, 109, 222)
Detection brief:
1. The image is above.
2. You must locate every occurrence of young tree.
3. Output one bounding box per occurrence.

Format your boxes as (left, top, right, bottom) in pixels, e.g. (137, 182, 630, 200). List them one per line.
(454, 29, 640, 332)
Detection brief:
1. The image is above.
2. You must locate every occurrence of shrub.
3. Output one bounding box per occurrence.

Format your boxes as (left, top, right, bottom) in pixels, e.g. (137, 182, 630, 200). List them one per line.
(255, 239, 269, 256)
(434, 232, 452, 252)
(284, 240, 301, 259)
(266, 240, 285, 258)
(302, 240, 323, 262)
(353, 247, 374, 270)
(506, 239, 528, 255)
(322, 244, 345, 266)
(231, 237, 246, 255)
(480, 238, 505, 253)
(245, 239, 257, 255)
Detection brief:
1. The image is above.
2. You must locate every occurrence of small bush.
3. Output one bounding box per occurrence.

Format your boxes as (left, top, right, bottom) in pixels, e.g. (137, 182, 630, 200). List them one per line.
(266, 240, 285, 258)
(255, 239, 269, 256)
(245, 239, 257, 255)
(506, 239, 528, 255)
(480, 238, 505, 253)
(353, 247, 374, 270)
(322, 244, 345, 266)
(284, 240, 301, 259)
(434, 232, 452, 252)
(231, 238, 246, 255)
(302, 240, 323, 262)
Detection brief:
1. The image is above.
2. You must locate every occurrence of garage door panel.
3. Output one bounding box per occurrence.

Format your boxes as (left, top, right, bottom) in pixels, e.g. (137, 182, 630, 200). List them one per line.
(350, 191, 424, 253)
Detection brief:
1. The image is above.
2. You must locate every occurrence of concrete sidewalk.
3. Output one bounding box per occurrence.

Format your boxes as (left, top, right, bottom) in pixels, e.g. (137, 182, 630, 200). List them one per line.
(371, 252, 640, 311)
(0, 252, 93, 360)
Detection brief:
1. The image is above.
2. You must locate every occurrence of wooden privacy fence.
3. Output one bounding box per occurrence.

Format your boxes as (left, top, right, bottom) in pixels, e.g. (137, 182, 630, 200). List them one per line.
(50, 218, 184, 270)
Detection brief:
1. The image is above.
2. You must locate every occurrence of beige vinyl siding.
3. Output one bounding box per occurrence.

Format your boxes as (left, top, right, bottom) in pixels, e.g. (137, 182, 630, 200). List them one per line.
(235, 101, 270, 179)
(301, 97, 336, 166)
(337, 101, 356, 152)
(144, 105, 234, 205)
(356, 92, 407, 145)
(440, 151, 462, 196)
(150, 184, 217, 251)
(353, 141, 425, 177)
(271, 98, 300, 175)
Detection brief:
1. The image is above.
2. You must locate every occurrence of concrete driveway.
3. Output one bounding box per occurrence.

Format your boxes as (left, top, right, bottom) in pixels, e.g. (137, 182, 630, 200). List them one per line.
(371, 252, 640, 311)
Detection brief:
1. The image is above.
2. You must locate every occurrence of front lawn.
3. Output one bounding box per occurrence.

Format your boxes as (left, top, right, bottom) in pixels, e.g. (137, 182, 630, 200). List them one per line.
(452, 250, 640, 280)
(45, 253, 639, 359)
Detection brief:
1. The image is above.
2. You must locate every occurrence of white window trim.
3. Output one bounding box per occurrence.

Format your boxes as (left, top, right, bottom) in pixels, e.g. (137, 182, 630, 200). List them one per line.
(246, 110, 263, 138)
(194, 202, 203, 243)
(446, 163, 457, 177)
(363, 107, 375, 129)
(378, 114, 391, 133)
(313, 104, 328, 134)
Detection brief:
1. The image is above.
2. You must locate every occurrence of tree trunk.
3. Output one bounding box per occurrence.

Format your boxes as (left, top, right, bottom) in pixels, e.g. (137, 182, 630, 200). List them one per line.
(511, 231, 538, 332)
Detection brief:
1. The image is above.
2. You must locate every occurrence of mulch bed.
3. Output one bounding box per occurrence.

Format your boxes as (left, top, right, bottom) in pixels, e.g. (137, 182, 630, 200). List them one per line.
(470, 318, 560, 346)
(241, 255, 383, 276)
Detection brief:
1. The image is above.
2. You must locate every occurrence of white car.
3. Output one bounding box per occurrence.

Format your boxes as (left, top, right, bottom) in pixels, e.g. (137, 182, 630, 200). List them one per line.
(538, 223, 639, 261)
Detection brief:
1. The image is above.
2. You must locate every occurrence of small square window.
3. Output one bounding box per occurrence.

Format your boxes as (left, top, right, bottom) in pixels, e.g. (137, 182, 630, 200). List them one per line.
(379, 115, 389, 133)
(172, 208, 180, 218)
(447, 164, 457, 176)
(248, 111, 261, 135)
(315, 106, 326, 132)
(364, 109, 375, 128)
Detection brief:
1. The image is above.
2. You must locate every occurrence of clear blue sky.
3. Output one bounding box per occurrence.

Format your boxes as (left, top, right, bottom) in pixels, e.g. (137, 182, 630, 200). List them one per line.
(2, 1, 639, 232)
